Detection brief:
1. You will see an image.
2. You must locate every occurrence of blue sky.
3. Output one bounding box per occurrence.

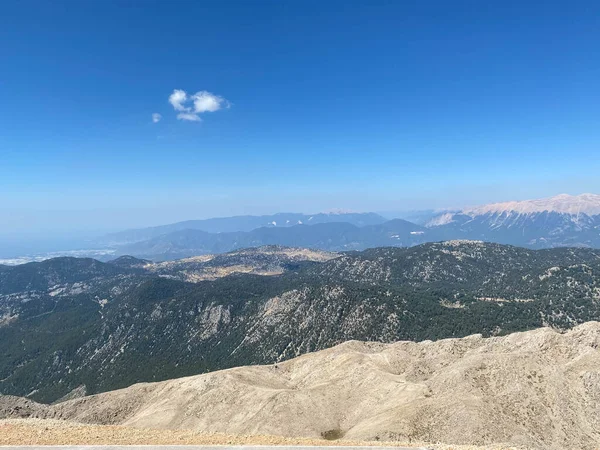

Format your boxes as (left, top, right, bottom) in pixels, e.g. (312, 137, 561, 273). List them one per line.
(1, 0, 600, 235)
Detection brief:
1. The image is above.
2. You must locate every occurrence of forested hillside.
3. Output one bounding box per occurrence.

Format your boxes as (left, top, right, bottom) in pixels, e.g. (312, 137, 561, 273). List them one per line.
(2, 242, 600, 403)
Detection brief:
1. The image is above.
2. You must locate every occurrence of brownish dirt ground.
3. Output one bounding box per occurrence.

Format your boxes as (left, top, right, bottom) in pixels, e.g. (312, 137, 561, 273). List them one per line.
(0, 419, 526, 449)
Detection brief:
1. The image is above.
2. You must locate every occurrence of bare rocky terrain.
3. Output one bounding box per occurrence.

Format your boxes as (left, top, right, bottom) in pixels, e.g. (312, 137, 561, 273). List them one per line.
(2, 322, 600, 449)
(145, 246, 338, 282)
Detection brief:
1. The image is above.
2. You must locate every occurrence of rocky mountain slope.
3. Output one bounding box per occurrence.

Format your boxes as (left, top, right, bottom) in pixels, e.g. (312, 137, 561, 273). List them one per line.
(4, 322, 600, 449)
(2, 241, 600, 403)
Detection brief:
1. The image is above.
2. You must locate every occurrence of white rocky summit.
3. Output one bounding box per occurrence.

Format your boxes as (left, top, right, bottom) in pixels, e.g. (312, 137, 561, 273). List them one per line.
(464, 193, 600, 216)
(424, 193, 600, 248)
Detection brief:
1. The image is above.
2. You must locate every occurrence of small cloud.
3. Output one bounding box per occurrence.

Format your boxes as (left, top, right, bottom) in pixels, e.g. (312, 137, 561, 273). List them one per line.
(167, 89, 229, 123)
(177, 112, 202, 122)
(152, 113, 162, 123)
(192, 91, 229, 113)
(169, 89, 190, 112)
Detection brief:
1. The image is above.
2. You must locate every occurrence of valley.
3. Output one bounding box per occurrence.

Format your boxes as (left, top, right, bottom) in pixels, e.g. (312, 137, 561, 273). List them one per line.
(2, 241, 600, 404)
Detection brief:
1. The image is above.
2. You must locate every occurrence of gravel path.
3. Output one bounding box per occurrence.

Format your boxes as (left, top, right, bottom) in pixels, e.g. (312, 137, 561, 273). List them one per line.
(0, 419, 418, 446)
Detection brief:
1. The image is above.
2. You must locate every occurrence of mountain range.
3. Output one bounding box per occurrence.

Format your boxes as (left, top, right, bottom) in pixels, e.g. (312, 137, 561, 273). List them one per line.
(4, 194, 600, 264)
(82, 194, 600, 261)
(2, 241, 600, 403)
(98, 212, 388, 246)
(117, 219, 429, 260)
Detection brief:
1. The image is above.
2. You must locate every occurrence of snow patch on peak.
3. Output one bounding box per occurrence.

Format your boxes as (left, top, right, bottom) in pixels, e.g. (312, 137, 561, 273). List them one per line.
(320, 208, 357, 215)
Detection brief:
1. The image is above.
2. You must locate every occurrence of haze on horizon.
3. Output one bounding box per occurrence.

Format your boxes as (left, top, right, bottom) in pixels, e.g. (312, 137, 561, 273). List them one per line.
(2, 1, 600, 238)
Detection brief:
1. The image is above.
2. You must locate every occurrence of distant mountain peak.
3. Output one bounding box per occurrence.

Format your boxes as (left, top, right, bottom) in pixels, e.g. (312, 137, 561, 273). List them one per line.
(98, 212, 388, 246)
(422, 193, 600, 249)
(319, 208, 358, 215)
(463, 193, 600, 216)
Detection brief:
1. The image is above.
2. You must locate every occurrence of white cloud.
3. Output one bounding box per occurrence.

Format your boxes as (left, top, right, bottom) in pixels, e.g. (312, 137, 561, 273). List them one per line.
(177, 112, 202, 122)
(192, 91, 228, 113)
(169, 89, 190, 112)
(167, 89, 229, 123)
(152, 113, 162, 123)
